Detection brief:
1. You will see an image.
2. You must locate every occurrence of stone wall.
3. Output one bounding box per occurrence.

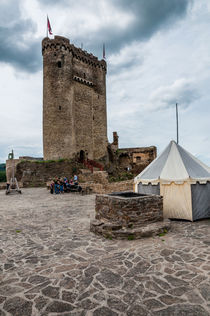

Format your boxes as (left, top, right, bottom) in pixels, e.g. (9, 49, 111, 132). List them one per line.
(42, 35, 108, 161)
(118, 146, 157, 168)
(14, 160, 83, 187)
(95, 193, 163, 227)
(80, 180, 133, 194)
(10, 159, 133, 191)
(90, 192, 170, 239)
(0, 183, 6, 190)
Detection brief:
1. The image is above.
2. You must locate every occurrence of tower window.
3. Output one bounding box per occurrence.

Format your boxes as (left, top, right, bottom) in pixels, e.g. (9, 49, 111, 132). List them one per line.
(84, 73, 86, 79)
(58, 106, 62, 110)
(57, 61, 62, 68)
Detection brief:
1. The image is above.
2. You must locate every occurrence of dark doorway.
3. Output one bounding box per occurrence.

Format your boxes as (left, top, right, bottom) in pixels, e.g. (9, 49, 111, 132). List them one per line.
(80, 150, 85, 162)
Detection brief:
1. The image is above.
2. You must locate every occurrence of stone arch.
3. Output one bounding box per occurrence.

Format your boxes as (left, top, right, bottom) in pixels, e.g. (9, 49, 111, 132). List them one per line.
(79, 150, 85, 162)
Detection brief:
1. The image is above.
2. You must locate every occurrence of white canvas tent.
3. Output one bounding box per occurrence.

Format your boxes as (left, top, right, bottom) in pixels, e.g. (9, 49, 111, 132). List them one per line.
(134, 140, 210, 221)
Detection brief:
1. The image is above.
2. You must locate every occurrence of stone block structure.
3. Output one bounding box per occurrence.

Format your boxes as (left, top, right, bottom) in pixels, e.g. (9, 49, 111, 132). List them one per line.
(42, 36, 108, 161)
(91, 192, 171, 239)
(95, 192, 163, 226)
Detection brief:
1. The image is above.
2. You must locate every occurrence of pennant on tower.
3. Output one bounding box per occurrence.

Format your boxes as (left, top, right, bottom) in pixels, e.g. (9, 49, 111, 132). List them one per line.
(47, 16, 53, 35)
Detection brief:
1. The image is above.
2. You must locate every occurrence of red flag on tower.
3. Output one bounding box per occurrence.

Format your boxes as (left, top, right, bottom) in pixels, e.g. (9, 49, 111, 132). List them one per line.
(47, 16, 53, 36)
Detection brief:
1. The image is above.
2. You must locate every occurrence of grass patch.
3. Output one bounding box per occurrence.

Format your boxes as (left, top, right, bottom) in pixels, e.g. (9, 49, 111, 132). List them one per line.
(127, 235, 135, 240)
(158, 229, 168, 237)
(15, 230, 21, 233)
(109, 172, 134, 183)
(158, 233, 165, 237)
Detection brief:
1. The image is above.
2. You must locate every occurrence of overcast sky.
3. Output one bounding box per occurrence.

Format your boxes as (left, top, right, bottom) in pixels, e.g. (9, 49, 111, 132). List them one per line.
(0, 0, 210, 165)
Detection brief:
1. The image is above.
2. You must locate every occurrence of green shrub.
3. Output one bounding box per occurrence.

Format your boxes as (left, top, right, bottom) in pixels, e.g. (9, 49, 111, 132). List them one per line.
(0, 163, 6, 171)
(72, 167, 77, 173)
(0, 171, 6, 182)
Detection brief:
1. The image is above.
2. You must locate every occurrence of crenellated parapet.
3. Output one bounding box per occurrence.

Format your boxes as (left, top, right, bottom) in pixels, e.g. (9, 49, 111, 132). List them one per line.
(42, 35, 106, 71)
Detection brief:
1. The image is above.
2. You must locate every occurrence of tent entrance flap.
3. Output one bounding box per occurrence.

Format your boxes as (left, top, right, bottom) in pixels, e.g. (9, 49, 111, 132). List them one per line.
(191, 182, 210, 221)
(160, 182, 192, 221)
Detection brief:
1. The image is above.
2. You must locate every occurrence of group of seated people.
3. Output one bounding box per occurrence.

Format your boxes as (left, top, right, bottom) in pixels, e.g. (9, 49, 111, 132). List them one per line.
(50, 175, 82, 194)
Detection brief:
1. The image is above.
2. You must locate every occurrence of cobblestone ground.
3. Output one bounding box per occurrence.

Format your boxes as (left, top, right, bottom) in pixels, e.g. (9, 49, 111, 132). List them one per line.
(0, 188, 209, 316)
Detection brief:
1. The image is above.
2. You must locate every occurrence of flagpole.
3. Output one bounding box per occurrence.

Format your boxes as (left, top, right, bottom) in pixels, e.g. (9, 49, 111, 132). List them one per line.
(46, 15, 48, 37)
(176, 103, 179, 144)
(103, 43, 106, 60)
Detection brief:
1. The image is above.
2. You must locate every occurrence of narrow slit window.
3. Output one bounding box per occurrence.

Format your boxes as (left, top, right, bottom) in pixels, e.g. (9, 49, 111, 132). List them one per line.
(58, 106, 62, 110)
(57, 61, 62, 68)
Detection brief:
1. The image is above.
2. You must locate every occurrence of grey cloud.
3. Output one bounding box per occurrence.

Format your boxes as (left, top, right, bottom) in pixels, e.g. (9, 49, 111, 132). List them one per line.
(70, 0, 192, 68)
(102, 0, 192, 52)
(109, 55, 143, 75)
(41, 0, 192, 55)
(148, 78, 199, 111)
(0, 1, 41, 72)
(0, 0, 192, 73)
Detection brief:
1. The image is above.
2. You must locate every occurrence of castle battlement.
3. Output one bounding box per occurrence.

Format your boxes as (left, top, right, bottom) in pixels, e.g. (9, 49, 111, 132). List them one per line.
(42, 36, 106, 71)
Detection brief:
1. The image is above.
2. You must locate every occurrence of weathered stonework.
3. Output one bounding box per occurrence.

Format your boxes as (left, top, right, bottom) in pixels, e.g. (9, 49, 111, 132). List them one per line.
(14, 160, 84, 187)
(117, 146, 157, 171)
(76, 179, 134, 195)
(109, 132, 157, 175)
(95, 192, 163, 226)
(42, 35, 108, 161)
(91, 192, 171, 239)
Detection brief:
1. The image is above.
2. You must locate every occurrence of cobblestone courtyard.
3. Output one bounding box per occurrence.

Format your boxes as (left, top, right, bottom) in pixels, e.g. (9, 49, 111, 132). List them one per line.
(0, 188, 209, 316)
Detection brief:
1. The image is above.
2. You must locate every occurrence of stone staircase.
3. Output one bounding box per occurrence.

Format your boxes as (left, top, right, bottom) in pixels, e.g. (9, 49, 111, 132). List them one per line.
(79, 158, 104, 173)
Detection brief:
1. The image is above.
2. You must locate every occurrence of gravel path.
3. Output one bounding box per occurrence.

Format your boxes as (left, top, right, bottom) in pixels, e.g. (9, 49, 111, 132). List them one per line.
(0, 188, 209, 316)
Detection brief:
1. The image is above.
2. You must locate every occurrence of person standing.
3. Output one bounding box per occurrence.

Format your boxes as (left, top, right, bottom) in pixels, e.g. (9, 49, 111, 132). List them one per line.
(73, 174, 78, 184)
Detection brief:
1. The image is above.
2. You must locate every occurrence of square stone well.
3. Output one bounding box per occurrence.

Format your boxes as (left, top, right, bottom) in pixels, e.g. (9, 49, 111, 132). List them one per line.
(90, 191, 170, 239)
(96, 191, 163, 227)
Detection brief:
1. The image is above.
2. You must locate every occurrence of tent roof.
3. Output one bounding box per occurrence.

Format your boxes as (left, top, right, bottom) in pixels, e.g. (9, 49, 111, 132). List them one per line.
(135, 140, 210, 184)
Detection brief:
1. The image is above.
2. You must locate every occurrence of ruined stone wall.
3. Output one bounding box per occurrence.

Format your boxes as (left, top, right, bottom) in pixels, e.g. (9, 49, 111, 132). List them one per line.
(42, 36, 107, 161)
(13, 159, 133, 190)
(119, 146, 157, 165)
(15, 160, 83, 187)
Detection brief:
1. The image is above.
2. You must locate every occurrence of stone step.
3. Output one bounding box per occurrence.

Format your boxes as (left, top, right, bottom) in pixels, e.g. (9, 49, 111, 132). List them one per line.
(79, 169, 92, 174)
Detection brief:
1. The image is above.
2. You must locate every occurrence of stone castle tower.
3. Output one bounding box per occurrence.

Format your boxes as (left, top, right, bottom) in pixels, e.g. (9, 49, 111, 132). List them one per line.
(42, 35, 108, 161)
